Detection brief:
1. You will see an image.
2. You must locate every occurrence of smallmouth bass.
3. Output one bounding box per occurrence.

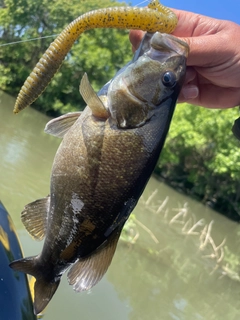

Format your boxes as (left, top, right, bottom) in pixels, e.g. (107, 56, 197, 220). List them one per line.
(10, 33, 189, 315)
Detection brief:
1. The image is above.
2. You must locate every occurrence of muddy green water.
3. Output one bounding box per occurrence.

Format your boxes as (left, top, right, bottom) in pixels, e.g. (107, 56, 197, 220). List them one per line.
(1, 91, 240, 320)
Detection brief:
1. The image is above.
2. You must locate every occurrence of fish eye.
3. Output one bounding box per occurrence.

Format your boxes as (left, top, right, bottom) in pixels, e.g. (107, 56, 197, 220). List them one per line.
(162, 71, 177, 87)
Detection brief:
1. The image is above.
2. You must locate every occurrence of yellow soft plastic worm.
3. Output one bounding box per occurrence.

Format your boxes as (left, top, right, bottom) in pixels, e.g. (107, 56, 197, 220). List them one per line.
(13, 0, 177, 113)
(148, 0, 177, 28)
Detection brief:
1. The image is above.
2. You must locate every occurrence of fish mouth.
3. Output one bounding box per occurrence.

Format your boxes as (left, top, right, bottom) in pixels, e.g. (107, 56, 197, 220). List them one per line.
(108, 31, 189, 129)
(148, 32, 189, 60)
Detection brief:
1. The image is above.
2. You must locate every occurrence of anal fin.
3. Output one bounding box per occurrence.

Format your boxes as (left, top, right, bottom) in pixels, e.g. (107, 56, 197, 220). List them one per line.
(34, 277, 60, 315)
(67, 227, 122, 292)
(21, 196, 50, 241)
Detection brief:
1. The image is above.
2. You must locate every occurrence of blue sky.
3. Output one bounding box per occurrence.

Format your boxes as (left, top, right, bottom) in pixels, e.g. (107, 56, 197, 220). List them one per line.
(118, 0, 240, 24)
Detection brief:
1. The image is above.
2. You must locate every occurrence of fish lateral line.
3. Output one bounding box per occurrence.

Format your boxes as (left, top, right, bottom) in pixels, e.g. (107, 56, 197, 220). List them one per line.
(13, 0, 178, 114)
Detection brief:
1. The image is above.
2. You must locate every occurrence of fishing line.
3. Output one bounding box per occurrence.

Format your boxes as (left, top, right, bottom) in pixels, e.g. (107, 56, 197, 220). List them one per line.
(0, 34, 59, 47)
(0, 0, 149, 48)
(136, 0, 150, 6)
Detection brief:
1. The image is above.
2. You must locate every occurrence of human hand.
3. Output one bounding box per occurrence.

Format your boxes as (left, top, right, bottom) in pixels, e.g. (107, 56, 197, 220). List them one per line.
(129, 10, 240, 109)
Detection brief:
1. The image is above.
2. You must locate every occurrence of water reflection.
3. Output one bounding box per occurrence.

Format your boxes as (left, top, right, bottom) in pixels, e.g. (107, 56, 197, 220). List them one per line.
(1, 91, 240, 319)
(0, 91, 60, 228)
(109, 222, 240, 320)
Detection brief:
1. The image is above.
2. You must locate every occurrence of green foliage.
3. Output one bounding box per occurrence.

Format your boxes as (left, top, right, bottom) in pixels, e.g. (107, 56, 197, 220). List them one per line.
(157, 103, 240, 220)
(0, 0, 132, 115)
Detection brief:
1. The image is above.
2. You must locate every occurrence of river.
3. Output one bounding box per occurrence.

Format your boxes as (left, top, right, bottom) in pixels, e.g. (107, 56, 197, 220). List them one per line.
(1, 91, 240, 319)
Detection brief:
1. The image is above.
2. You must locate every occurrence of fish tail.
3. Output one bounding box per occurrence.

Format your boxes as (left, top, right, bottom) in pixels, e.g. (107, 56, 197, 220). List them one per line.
(9, 256, 60, 315)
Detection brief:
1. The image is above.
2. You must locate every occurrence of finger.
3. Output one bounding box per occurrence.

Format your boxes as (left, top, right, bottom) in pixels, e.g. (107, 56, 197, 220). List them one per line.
(176, 34, 229, 67)
(178, 67, 199, 100)
(171, 9, 220, 37)
(179, 84, 240, 109)
(171, 9, 238, 68)
(129, 30, 145, 51)
(180, 85, 199, 101)
(184, 67, 197, 83)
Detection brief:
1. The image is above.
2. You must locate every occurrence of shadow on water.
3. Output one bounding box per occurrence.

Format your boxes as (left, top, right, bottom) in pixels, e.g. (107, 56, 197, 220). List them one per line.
(1, 91, 240, 319)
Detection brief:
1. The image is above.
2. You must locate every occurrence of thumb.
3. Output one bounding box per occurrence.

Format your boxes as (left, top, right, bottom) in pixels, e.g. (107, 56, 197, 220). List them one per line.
(174, 35, 222, 67)
(129, 30, 145, 52)
(171, 9, 227, 67)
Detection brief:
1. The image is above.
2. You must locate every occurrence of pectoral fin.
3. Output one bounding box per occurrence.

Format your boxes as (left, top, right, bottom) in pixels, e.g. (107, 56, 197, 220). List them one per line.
(80, 73, 109, 119)
(44, 112, 81, 138)
(67, 227, 121, 291)
(21, 196, 50, 241)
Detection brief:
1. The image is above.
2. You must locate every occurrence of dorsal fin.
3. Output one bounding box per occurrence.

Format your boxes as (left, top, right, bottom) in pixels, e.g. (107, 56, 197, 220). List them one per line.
(67, 227, 121, 291)
(44, 112, 81, 138)
(21, 196, 50, 241)
(79, 73, 109, 119)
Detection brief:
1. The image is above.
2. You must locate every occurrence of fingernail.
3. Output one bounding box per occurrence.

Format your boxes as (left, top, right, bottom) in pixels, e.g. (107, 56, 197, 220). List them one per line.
(182, 85, 199, 99)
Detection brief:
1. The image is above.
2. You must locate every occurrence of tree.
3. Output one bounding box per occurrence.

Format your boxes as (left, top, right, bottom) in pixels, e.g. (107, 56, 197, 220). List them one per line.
(157, 103, 240, 221)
